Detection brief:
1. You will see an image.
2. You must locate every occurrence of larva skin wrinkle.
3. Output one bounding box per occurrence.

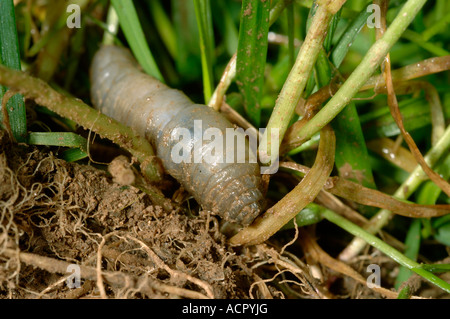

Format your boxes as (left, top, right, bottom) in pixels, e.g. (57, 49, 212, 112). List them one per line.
(90, 45, 264, 227)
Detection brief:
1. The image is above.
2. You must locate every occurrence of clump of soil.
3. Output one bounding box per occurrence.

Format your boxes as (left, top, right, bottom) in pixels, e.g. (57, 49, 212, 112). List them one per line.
(0, 131, 292, 299)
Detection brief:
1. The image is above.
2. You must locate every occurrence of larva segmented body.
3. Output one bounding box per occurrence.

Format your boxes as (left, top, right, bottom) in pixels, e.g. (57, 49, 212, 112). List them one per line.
(90, 46, 264, 226)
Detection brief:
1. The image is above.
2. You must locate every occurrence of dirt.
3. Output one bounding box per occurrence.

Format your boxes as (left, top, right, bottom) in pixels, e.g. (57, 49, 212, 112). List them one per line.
(1, 129, 448, 299)
(0, 130, 281, 299)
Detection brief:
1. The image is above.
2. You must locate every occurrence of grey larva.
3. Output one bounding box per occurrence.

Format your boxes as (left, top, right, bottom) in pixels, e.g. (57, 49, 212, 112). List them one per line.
(90, 45, 264, 226)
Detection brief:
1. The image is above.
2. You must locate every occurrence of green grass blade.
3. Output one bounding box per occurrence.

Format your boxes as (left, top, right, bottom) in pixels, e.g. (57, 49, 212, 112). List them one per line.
(360, 97, 431, 139)
(315, 50, 332, 87)
(28, 131, 88, 162)
(147, 0, 177, 59)
(402, 29, 450, 56)
(0, 0, 27, 142)
(60, 148, 88, 162)
(193, 0, 215, 104)
(421, 11, 450, 41)
(331, 103, 377, 188)
(417, 263, 450, 273)
(214, 0, 239, 56)
(236, 0, 271, 127)
(369, 153, 409, 185)
(397, 285, 413, 299)
(111, 0, 163, 81)
(28, 132, 88, 151)
(329, 6, 376, 188)
(416, 154, 450, 212)
(288, 132, 321, 155)
(314, 6, 376, 190)
(394, 219, 422, 289)
(331, 7, 372, 68)
(172, 0, 201, 81)
(281, 203, 325, 230)
(323, 7, 341, 53)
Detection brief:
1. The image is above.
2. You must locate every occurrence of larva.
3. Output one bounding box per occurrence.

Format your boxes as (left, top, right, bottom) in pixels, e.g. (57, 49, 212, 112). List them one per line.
(90, 45, 264, 227)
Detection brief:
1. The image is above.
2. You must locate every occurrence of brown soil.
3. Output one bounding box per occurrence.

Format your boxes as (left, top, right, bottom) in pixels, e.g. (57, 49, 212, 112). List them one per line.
(1, 130, 448, 299)
(0, 130, 280, 299)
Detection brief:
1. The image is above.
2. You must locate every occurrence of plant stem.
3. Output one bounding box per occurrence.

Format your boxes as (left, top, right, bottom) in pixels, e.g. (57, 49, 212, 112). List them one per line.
(339, 124, 450, 261)
(0, 64, 162, 182)
(230, 125, 335, 246)
(290, 0, 428, 148)
(102, 5, 119, 46)
(321, 209, 450, 294)
(259, 4, 334, 163)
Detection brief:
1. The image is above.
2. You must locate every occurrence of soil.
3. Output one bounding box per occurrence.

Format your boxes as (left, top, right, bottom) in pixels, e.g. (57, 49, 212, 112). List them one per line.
(0, 130, 271, 299)
(0, 129, 448, 299)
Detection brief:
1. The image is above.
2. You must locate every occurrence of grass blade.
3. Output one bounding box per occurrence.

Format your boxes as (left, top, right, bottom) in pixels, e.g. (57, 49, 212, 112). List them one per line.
(331, 7, 372, 67)
(213, 0, 239, 56)
(193, 0, 215, 104)
(171, 0, 201, 82)
(60, 148, 88, 162)
(281, 203, 326, 230)
(235, 0, 271, 127)
(314, 5, 376, 190)
(102, 5, 120, 46)
(147, 0, 177, 59)
(394, 219, 422, 289)
(27, 132, 88, 162)
(330, 4, 376, 189)
(417, 263, 450, 273)
(111, 0, 163, 81)
(0, 0, 26, 142)
(360, 97, 431, 140)
(28, 132, 87, 150)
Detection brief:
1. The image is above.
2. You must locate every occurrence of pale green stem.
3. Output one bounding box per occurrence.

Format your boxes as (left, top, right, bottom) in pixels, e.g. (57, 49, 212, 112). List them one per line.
(102, 5, 119, 46)
(289, 0, 428, 148)
(259, 4, 333, 162)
